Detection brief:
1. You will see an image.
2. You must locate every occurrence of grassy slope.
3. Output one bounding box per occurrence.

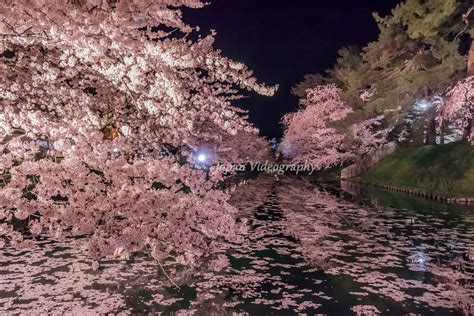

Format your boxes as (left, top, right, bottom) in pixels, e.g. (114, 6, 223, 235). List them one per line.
(359, 141, 474, 197)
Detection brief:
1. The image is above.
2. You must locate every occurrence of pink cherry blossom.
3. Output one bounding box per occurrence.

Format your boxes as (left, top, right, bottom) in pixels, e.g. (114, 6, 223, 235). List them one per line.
(437, 76, 474, 143)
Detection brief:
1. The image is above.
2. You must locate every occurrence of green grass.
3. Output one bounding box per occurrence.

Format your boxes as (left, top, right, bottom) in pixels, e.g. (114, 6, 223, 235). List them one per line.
(359, 141, 474, 198)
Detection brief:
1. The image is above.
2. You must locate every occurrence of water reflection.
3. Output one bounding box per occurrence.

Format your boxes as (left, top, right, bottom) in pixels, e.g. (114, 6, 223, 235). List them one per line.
(0, 175, 472, 314)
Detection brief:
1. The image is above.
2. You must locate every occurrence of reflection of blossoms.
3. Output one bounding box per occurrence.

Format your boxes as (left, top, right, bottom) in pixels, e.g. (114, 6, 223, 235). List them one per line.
(209, 254, 230, 272)
(29, 220, 42, 236)
(0, 175, 472, 314)
(226, 176, 472, 313)
(352, 304, 380, 315)
(277, 177, 473, 312)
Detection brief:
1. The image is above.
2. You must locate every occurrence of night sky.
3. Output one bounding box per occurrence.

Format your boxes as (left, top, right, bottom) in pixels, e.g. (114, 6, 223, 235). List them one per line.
(185, 0, 403, 139)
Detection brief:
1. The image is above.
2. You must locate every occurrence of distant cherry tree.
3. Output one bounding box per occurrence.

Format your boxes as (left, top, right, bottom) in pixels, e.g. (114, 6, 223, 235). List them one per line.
(0, 0, 276, 266)
(279, 84, 353, 170)
(279, 84, 389, 170)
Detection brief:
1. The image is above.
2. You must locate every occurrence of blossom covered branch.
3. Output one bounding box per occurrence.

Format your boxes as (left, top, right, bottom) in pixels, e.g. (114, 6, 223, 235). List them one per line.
(0, 0, 276, 267)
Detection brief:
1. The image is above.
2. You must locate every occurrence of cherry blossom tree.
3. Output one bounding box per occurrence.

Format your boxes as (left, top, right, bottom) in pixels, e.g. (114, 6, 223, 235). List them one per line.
(436, 76, 474, 143)
(279, 84, 353, 170)
(0, 0, 276, 266)
(279, 84, 390, 170)
(348, 115, 391, 156)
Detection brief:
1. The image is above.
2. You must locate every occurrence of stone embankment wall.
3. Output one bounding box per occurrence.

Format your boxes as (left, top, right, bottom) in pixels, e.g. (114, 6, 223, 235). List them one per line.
(341, 141, 398, 179)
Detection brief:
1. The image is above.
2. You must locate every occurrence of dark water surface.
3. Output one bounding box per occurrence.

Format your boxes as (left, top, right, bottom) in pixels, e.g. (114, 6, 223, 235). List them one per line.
(1, 175, 473, 314)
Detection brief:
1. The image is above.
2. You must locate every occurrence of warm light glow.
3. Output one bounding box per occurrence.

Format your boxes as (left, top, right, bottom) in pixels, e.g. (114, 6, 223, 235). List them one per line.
(198, 154, 206, 162)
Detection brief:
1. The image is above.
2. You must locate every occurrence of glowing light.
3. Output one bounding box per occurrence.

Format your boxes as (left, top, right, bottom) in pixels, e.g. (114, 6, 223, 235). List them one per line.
(410, 251, 428, 271)
(414, 99, 434, 113)
(120, 125, 131, 137)
(36, 139, 49, 149)
(280, 142, 292, 157)
(197, 154, 206, 162)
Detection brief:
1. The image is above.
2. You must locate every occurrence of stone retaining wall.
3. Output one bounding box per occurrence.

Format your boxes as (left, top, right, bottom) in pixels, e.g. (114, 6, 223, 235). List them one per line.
(341, 141, 398, 179)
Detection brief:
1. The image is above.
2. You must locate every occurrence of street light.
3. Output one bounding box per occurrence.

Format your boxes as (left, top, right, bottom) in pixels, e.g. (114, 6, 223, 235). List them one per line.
(197, 153, 206, 162)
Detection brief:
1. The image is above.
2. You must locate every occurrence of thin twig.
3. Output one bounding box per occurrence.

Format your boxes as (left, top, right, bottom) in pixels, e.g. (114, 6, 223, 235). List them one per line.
(454, 6, 474, 42)
(157, 259, 181, 290)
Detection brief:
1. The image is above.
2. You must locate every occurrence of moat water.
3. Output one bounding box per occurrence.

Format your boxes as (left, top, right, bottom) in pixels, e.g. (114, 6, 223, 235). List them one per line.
(1, 175, 473, 314)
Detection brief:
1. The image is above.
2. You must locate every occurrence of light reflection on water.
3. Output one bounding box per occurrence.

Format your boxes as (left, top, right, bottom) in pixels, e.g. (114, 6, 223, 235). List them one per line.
(0, 175, 473, 314)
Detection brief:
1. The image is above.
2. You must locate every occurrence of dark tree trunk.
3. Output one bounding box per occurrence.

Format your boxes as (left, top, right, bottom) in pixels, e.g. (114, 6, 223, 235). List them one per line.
(463, 116, 473, 140)
(439, 124, 445, 145)
(425, 118, 437, 145)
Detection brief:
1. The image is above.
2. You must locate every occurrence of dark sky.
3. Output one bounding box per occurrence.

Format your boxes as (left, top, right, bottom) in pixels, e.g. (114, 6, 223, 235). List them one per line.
(184, 0, 403, 139)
